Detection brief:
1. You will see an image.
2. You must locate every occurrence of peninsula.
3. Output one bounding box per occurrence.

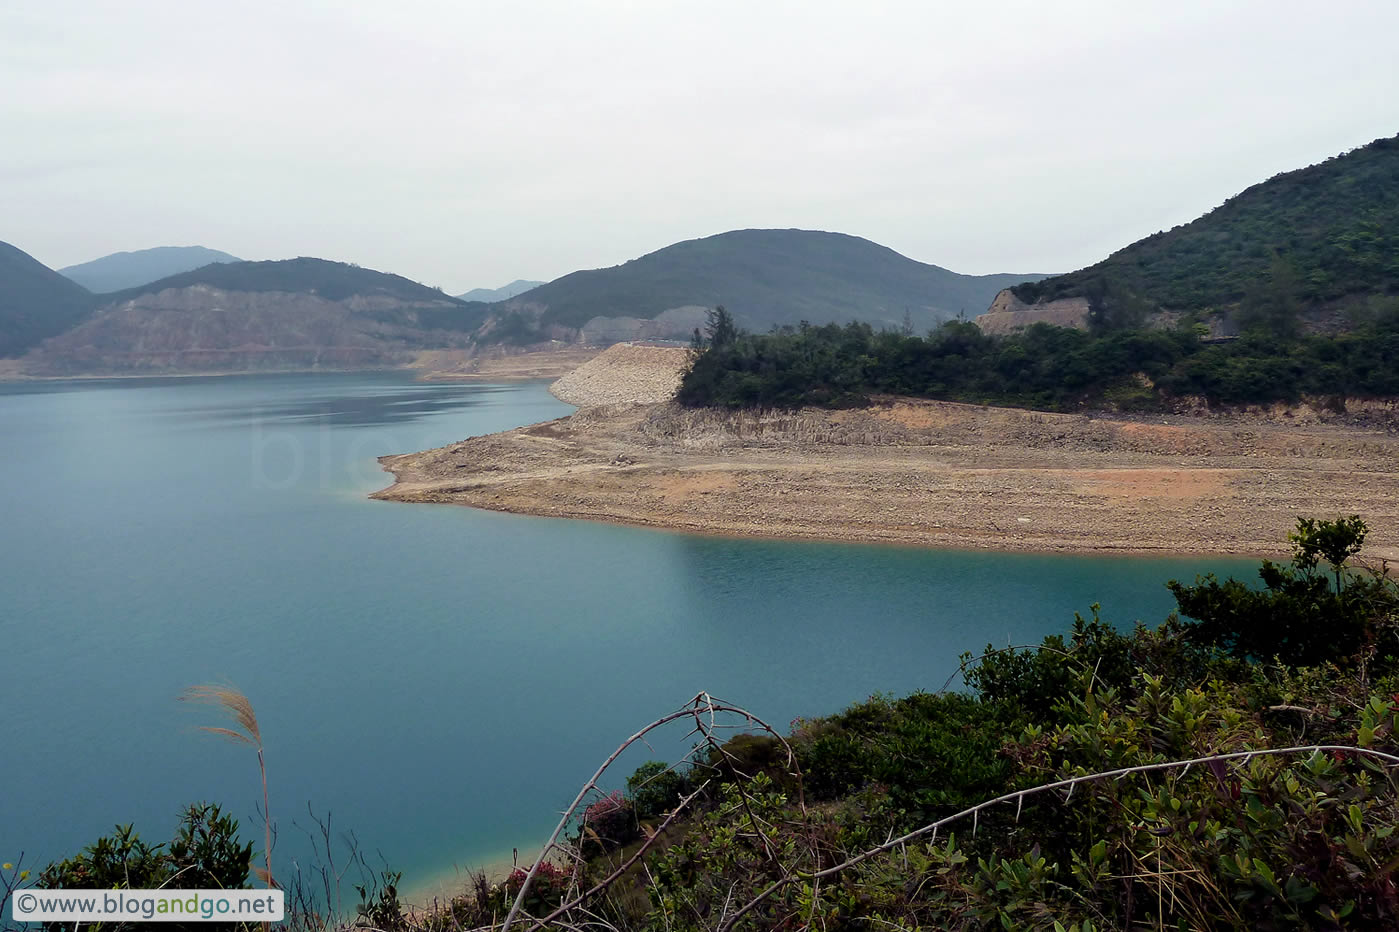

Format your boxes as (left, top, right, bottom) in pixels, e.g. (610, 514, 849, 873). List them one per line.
(372, 344, 1399, 559)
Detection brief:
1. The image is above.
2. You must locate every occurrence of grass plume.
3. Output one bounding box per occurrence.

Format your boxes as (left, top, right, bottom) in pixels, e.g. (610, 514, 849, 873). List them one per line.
(180, 684, 273, 888)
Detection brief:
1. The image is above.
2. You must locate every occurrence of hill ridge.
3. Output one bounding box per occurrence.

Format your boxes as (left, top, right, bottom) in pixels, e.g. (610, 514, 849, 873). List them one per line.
(0, 240, 96, 357)
(1006, 133, 1399, 328)
(482, 228, 1049, 343)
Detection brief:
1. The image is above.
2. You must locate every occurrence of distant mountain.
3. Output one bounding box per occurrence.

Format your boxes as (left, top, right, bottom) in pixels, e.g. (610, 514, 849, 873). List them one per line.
(24, 257, 492, 375)
(59, 246, 241, 293)
(99, 256, 471, 305)
(481, 230, 1049, 344)
(0, 241, 95, 358)
(6, 230, 1049, 373)
(1005, 133, 1399, 329)
(457, 279, 545, 303)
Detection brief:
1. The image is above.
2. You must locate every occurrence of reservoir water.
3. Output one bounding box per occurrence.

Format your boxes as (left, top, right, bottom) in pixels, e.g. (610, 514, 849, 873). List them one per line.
(0, 373, 1253, 893)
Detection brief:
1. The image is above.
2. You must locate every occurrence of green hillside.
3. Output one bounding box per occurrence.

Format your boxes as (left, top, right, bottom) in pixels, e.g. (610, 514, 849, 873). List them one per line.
(492, 229, 1046, 336)
(106, 256, 465, 306)
(0, 241, 96, 357)
(1011, 133, 1399, 327)
(59, 245, 241, 293)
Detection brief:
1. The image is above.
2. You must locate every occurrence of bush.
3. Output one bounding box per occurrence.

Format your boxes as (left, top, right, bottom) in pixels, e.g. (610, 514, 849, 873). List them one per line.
(795, 691, 1018, 824)
(39, 803, 251, 894)
(1170, 516, 1398, 665)
(577, 791, 639, 857)
(626, 761, 688, 822)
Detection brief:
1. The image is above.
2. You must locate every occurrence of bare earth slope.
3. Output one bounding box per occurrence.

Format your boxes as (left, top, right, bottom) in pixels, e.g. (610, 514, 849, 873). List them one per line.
(411, 346, 602, 381)
(373, 396, 1399, 558)
(548, 343, 690, 405)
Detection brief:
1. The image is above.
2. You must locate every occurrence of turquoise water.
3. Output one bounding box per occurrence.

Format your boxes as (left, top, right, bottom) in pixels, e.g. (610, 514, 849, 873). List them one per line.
(0, 373, 1253, 891)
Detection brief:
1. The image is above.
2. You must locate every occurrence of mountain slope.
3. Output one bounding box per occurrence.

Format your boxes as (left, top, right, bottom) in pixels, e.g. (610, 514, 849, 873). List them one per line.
(59, 246, 241, 293)
(1008, 133, 1399, 327)
(458, 279, 545, 302)
(488, 229, 1047, 340)
(24, 258, 492, 375)
(98, 257, 467, 305)
(0, 241, 95, 358)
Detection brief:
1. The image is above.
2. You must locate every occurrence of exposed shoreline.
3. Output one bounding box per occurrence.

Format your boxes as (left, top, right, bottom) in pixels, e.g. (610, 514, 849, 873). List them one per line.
(0, 346, 604, 383)
(372, 395, 1399, 561)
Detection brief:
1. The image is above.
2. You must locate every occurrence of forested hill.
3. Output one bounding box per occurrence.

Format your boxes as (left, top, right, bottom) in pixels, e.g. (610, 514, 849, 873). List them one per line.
(1009, 133, 1399, 328)
(0, 240, 96, 357)
(101, 257, 471, 306)
(486, 229, 1047, 339)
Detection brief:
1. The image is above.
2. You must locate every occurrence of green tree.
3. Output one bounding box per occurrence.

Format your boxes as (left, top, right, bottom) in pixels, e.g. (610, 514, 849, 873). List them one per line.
(1169, 516, 1387, 665)
(1289, 514, 1368, 592)
(704, 305, 737, 349)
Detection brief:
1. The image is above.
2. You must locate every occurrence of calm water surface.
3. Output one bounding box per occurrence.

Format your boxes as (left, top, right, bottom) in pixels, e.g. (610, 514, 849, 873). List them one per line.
(0, 373, 1253, 890)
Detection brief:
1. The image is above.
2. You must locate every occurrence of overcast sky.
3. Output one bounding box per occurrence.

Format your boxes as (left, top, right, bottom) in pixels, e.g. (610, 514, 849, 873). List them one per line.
(4, 0, 1397, 292)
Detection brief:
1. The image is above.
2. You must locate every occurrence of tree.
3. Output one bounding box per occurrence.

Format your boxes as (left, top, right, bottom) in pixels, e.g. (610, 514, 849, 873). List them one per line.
(1289, 514, 1367, 592)
(704, 305, 737, 349)
(1169, 516, 1381, 665)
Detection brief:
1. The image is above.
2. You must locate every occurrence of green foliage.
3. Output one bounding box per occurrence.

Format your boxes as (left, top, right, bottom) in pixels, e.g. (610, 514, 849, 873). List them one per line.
(644, 774, 803, 930)
(39, 824, 172, 892)
(702, 305, 737, 349)
(1170, 516, 1397, 665)
(793, 691, 1018, 823)
(699, 733, 792, 788)
(1012, 134, 1399, 323)
(1290, 513, 1367, 587)
(39, 804, 252, 894)
(626, 761, 689, 822)
(355, 870, 406, 931)
(962, 610, 1199, 717)
(166, 803, 255, 891)
(36, 804, 253, 932)
(598, 519, 1399, 930)
(677, 309, 1399, 410)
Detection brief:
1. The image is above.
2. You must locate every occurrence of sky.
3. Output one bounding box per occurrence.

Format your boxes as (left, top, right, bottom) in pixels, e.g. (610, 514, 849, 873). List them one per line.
(4, 0, 1398, 293)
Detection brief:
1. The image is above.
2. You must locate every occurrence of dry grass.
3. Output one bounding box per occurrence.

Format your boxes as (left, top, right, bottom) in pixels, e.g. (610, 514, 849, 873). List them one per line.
(181, 684, 274, 889)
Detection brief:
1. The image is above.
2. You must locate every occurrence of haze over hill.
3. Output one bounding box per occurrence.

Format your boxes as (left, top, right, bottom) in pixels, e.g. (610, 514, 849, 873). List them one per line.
(1000, 133, 1399, 330)
(457, 279, 545, 303)
(0, 240, 96, 358)
(59, 246, 241, 294)
(482, 229, 1049, 344)
(22, 257, 492, 375)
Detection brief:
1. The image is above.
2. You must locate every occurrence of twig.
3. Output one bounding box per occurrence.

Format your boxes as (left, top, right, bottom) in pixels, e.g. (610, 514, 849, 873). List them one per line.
(501, 692, 799, 932)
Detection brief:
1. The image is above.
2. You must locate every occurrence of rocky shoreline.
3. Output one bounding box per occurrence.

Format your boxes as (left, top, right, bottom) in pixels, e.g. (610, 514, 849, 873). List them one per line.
(373, 389, 1399, 560)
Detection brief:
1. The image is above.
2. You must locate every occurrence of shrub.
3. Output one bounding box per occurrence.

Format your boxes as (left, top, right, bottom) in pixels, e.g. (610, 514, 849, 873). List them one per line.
(577, 791, 638, 856)
(626, 761, 688, 822)
(39, 803, 250, 894)
(1170, 516, 1398, 665)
